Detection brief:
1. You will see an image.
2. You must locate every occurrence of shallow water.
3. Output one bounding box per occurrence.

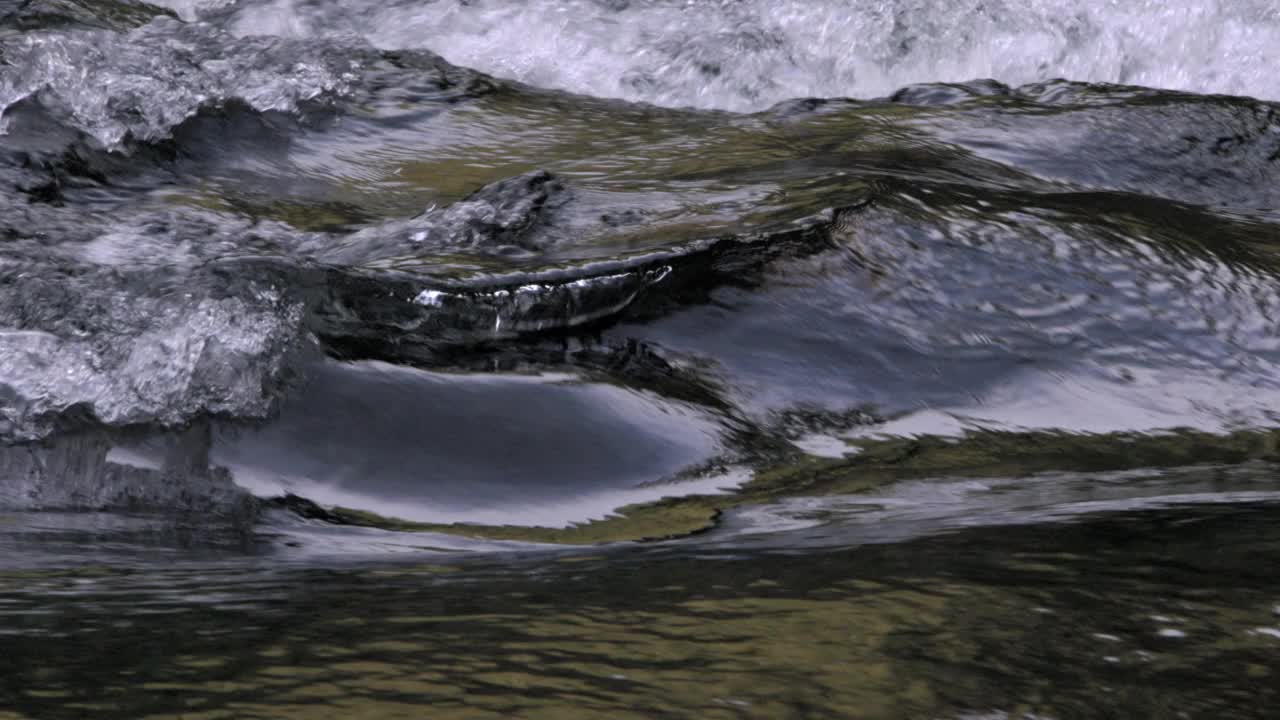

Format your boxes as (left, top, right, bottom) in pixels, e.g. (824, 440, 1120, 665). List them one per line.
(3, 0, 1280, 716)
(4, 495, 1280, 718)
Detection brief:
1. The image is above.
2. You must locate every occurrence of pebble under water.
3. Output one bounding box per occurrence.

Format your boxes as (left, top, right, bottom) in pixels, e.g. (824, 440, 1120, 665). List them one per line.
(2, 0, 1280, 717)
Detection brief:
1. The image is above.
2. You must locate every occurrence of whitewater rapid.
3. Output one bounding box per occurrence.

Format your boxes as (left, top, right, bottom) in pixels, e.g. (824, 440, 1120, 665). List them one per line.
(153, 0, 1280, 111)
(5, 0, 1280, 541)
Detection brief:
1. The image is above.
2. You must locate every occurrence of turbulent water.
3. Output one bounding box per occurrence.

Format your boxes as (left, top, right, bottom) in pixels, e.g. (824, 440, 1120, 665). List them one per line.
(3, 0, 1280, 717)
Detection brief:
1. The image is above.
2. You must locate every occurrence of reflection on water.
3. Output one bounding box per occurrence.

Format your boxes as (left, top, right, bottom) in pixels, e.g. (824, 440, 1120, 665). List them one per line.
(1, 493, 1279, 718)
(210, 360, 731, 528)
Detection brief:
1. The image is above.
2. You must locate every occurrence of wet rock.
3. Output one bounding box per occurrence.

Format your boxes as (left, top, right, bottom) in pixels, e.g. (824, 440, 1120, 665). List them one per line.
(0, 425, 256, 520)
(0, 0, 175, 32)
(889, 79, 1011, 106)
(316, 170, 570, 264)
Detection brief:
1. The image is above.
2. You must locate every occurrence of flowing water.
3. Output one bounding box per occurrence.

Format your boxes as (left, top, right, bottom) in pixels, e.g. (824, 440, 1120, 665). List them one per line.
(3, 0, 1280, 716)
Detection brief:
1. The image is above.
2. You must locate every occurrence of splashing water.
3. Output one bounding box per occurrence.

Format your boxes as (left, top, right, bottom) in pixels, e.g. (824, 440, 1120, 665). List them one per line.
(3, 1, 1280, 714)
(186, 0, 1280, 110)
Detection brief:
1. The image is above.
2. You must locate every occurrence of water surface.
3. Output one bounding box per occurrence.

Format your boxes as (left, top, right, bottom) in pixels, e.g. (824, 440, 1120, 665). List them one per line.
(3, 0, 1280, 715)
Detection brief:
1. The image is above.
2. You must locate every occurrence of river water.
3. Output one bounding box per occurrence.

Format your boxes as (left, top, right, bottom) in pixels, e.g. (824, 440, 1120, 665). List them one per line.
(2, 0, 1280, 717)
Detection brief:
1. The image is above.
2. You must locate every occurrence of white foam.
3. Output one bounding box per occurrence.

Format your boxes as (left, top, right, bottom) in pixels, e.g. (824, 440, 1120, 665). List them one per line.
(218, 0, 1280, 111)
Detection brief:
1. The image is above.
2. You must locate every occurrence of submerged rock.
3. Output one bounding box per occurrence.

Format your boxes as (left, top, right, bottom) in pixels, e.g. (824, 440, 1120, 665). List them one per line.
(7, 0, 1280, 532)
(315, 170, 571, 265)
